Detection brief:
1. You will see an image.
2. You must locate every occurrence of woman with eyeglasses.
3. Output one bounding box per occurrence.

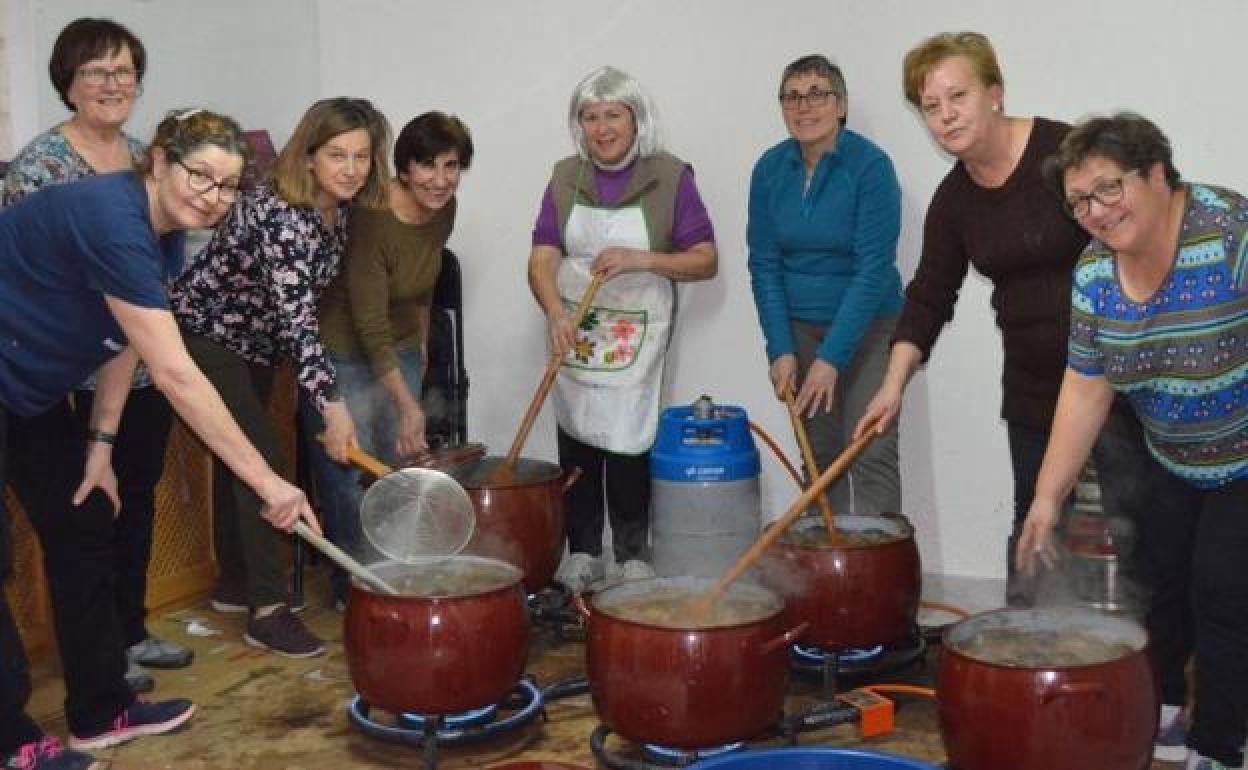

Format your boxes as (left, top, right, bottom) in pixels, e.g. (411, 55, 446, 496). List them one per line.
(302, 111, 473, 609)
(853, 31, 1158, 608)
(748, 54, 903, 516)
(0, 107, 320, 769)
(171, 97, 390, 656)
(2, 17, 190, 694)
(1017, 112, 1248, 770)
(528, 66, 717, 591)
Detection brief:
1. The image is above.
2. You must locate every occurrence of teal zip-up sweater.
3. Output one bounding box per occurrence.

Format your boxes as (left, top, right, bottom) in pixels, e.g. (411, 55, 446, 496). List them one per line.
(747, 129, 903, 369)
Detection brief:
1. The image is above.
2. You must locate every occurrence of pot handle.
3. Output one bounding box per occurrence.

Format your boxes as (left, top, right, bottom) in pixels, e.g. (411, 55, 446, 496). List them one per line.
(561, 466, 584, 493)
(759, 621, 810, 655)
(1038, 680, 1105, 704)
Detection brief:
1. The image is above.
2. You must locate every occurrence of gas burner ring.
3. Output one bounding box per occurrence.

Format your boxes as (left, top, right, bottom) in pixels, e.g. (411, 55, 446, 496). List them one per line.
(791, 643, 885, 665)
(642, 740, 745, 764)
(347, 677, 543, 747)
(399, 703, 497, 730)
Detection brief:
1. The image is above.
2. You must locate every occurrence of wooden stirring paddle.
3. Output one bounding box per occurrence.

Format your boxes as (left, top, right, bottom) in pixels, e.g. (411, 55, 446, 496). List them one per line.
(493, 272, 606, 481)
(783, 386, 841, 543)
(691, 418, 881, 621)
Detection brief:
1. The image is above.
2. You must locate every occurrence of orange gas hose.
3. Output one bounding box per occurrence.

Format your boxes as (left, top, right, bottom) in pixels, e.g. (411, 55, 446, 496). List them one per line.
(919, 600, 971, 619)
(862, 684, 938, 699)
(748, 419, 804, 488)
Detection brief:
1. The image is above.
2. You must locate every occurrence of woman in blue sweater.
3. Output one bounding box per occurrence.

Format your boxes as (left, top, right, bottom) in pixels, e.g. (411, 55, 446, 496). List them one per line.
(748, 54, 903, 515)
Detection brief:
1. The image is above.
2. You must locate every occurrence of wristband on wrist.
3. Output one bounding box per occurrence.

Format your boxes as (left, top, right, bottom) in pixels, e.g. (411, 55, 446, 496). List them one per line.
(87, 429, 117, 445)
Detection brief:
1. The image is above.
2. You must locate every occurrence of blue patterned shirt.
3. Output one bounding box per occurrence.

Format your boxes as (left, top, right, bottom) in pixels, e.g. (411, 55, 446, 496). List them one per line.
(1068, 183, 1248, 487)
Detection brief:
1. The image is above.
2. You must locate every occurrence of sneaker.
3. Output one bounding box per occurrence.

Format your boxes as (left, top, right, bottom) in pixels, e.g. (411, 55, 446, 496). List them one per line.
(1156, 704, 1189, 762)
(244, 605, 324, 658)
(618, 559, 656, 581)
(209, 582, 248, 614)
(124, 660, 154, 695)
(127, 636, 193, 669)
(554, 552, 604, 593)
(3, 736, 99, 770)
(211, 584, 306, 615)
(1187, 753, 1240, 770)
(69, 698, 195, 751)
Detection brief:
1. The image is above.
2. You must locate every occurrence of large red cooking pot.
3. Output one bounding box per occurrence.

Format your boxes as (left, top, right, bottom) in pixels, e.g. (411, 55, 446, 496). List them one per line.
(450, 456, 574, 593)
(584, 576, 805, 749)
(761, 513, 920, 650)
(344, 555, 528, 715)
(938, 607, 1157, 770)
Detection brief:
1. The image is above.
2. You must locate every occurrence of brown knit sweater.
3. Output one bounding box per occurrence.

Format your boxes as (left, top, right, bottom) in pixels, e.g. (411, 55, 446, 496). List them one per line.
(318, 198, 454, 377)
(892, 118, 1089, 430)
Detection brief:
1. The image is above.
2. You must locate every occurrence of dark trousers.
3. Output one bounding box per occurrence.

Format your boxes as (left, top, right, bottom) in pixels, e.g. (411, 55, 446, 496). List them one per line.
(1004, 400, 1158, 606)
(0, 405, 45, 757)
(557, 427, 649, 563)
(1137, 476, 1248, 766)
(183, 334, 288, 608)
(71, 387, 173, 647)
(6, 401, 132, 735)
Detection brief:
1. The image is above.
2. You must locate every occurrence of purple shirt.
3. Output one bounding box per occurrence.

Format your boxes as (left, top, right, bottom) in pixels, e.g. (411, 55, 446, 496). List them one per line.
(532, 164, 713, 251)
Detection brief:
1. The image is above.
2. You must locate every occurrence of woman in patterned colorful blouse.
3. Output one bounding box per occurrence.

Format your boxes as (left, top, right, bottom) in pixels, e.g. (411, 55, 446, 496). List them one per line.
(2, 17, 191, 693)
(170, 98, 390, 658)
(1018, 113, 1248, 770)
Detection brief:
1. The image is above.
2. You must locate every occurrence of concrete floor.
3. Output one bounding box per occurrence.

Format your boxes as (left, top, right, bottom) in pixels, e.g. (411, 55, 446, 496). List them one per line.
(25, 572, 1177, 770)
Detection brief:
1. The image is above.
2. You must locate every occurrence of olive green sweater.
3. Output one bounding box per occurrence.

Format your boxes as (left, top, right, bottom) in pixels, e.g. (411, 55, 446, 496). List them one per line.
(318, 198, 454, 377)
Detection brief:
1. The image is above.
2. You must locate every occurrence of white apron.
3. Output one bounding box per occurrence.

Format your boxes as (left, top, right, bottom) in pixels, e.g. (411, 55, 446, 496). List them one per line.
(553, 195, 675, 454)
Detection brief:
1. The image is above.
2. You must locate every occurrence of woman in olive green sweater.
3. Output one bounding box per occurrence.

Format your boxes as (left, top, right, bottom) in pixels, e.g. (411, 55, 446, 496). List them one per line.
(302, 112, 474, 605)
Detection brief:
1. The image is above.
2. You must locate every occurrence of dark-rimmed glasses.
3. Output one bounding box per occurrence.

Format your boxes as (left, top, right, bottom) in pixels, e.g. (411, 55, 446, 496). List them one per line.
(779, 88, 837, 111)
(176, 159, 241, 203)
(76, 66, 138, 88)
(1065, 169, 1140, 219)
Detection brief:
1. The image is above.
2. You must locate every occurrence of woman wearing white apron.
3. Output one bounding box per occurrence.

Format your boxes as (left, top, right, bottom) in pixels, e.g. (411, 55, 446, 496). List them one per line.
(528, 66, 718, 590)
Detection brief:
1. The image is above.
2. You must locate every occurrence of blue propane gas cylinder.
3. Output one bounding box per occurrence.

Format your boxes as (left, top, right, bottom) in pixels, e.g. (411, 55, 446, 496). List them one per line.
(649, 396, 761, 578)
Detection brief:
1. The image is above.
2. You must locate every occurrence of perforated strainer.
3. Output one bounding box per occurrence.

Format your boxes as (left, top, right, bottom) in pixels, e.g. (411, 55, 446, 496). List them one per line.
(359, 466, 476, 564)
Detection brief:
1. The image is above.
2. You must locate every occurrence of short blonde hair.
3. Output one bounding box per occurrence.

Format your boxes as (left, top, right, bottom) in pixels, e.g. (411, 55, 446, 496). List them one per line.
(902, 31, 1003, 108)
(270, 97, 391, 209)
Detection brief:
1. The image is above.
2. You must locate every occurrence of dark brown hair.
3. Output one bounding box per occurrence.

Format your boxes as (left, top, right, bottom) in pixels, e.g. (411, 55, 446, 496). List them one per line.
(1043, 112, 1182, 200)
(49, 18, 146, 112)
(394, 112, 474, 175)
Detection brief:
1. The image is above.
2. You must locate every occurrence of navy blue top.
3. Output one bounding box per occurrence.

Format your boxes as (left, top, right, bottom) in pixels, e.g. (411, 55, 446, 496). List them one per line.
(747, 129, 903, 368)
(0, 171, 184, 415)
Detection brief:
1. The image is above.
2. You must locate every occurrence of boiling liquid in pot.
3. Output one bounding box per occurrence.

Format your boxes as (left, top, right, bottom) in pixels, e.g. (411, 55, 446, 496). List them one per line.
(598, 585, 777, 629)
(957, 627, 1134, 667)
(781, 524, 902, 547)
(366, 557, 520, 598)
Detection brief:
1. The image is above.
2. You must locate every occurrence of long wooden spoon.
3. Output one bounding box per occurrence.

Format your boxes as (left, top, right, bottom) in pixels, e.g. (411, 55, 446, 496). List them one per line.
(691, 418, 881, 620)
(783, 386, 840, 542)
(494, 272, 606, 479)
(293, 522, 399, 595)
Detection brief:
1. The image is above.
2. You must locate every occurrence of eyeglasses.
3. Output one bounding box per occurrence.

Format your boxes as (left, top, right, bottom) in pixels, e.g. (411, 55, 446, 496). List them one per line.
(176, 159, 241, 203)
(1064, 169, 1140, 219)
(76, 66, 138, 88)
(779, 88, 837, 111)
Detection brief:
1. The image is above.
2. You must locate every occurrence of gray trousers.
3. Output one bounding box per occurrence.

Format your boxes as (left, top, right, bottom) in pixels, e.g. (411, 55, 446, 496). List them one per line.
(792, 316, 901, 515)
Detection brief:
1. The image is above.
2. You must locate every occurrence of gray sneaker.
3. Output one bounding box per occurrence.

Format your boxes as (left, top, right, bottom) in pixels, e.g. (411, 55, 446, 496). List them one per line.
(1155, 705, 1188, 762)
(127, 636, 193, 669)
(124, 660, 154, 694)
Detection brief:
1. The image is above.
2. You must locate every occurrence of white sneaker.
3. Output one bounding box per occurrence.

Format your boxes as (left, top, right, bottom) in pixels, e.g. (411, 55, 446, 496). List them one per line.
(619, 559, 656, 581)
(555, 552, 604, 593)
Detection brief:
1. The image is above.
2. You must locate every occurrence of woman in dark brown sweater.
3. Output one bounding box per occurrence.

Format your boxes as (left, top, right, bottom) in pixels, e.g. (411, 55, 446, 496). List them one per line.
(854, 31, 1157, 608)
(302, 112, 473, 607)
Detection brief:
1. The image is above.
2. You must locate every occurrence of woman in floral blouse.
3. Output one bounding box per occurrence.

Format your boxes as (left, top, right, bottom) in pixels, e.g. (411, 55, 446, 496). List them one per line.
(170, 97, 390, 658)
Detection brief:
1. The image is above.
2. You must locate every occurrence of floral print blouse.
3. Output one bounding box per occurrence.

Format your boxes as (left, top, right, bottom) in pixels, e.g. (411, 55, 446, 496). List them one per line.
(2, 125, 152, 389)
(170, 182, 348, 411)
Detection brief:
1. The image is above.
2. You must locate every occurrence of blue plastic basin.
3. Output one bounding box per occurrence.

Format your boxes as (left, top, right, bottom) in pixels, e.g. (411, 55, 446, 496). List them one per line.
(691, 747, 940, 769)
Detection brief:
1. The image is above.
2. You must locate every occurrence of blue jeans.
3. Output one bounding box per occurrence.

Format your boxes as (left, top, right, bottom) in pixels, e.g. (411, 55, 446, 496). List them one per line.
(300, 348, 423, 598)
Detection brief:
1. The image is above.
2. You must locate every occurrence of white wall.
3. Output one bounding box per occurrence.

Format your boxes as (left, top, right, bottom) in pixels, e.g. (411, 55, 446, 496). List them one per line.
(10, 0, 1248, 581)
